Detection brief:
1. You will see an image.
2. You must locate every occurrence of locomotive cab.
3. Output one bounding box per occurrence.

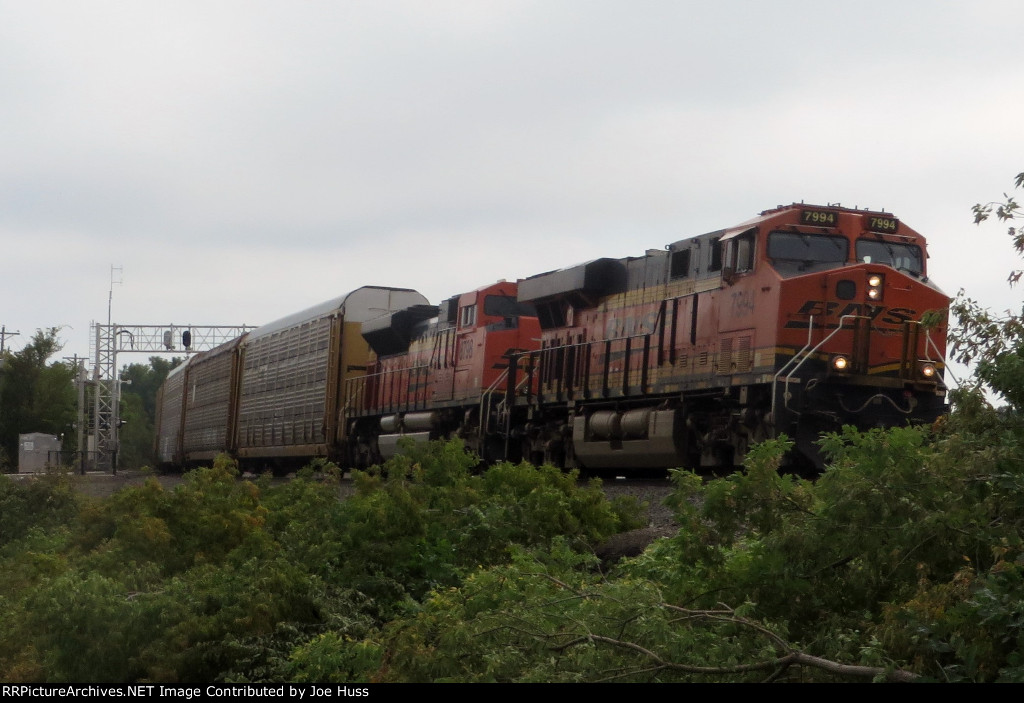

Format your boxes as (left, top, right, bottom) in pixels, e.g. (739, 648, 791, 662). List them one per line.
(748, 205, 949, 463)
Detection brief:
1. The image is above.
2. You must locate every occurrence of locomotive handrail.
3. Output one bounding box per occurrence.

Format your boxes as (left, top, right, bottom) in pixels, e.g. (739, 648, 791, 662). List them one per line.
(925, 329, 958, 386)
(496, 371, 534, 415)
(479, 366, 511, 437)
(772, 314, 863, 421)
(770, 314, 816, 423)
(783, 314, 863, 402)
(340, 378, 360, 422)
(530, 331, 653, 353)
(342, 364, 431, 419)
(482, 360, 536, 433)
(530, 331, 655, 403)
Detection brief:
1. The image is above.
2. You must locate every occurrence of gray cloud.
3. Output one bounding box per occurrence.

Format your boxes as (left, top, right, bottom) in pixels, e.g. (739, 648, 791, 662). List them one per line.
(0, 0, 1020, 376)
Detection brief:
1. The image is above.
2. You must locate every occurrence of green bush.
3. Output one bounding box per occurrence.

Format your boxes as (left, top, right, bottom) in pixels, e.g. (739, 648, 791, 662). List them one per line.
(0, 441, 644, 682)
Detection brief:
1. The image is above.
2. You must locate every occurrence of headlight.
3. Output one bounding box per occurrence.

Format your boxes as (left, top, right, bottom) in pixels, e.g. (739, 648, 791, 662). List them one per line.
(832, 355, 849, 371)
(866, 273, 884, 301)
(920, 362, 937, 379)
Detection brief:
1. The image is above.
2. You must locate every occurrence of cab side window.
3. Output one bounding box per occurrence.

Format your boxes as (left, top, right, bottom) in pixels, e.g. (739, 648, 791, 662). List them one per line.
(731, 231, 754, 273)
(722, 230, 756, 283)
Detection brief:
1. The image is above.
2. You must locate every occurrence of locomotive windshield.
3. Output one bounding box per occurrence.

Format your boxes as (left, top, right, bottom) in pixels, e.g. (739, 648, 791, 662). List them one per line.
(767, 232, 848, 274)
(856, 239, 924, 276)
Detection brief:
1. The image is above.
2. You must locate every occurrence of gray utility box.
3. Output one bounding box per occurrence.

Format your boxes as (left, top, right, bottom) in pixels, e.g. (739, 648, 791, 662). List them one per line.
(18, 433, 62, 473)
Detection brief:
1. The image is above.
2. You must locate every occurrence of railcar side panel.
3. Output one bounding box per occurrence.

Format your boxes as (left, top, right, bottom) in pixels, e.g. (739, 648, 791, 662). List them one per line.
(236, 315, 335, 458)
(155, 360, 190, 466)
(181, 335, 245, 462)
(232, 286, 429, 464)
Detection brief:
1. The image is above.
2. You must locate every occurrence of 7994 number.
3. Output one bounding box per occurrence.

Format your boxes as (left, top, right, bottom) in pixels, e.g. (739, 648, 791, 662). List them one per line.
(867, 216, 899, 233)
(801, 209, 837, 226)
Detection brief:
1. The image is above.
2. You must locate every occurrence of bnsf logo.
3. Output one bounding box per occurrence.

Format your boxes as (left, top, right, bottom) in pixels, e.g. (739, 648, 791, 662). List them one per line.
(789, 300, 916, 327)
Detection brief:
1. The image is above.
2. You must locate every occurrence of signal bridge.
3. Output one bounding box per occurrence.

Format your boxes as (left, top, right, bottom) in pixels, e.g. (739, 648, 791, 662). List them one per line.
(88, 323, 255, 472)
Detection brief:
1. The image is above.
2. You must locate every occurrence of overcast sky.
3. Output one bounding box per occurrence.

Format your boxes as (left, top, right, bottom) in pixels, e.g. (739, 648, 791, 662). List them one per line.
(1, 0, 1021, 387)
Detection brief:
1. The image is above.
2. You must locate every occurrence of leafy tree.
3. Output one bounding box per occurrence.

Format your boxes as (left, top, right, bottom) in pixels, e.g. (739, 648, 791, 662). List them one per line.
(953, 172, 1024, 407)
(295, 440, 641, 609)
(360, 540, 921, 683)
(118, 356, 181, 469)
(0, 472, 79, 547)
(348, 423, 1024, 683)
(120, 356, 180, 421)
(0, 442, 643, 682)
(0, 328, 76, 469)
(971, 171, 1024, 287)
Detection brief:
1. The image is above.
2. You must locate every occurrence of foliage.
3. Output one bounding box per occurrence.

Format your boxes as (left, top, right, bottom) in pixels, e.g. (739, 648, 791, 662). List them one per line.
(353, 540, 916, 682)
(314, 440, 641, 609)
(0, 329, 76, 470)
(72, 455, 267, 579)
(0, 337, 178, 472)
(120, 357, 180, 421)
(118, 356, 181, 469)
(952, 172, 1024, 406)
(286, 632, 383, 683)
(347, 418, 1024, 683)
(0, 472, 79, 547)
(650, 416, 1024, 682)
(971, 171, 1024, 287)
(8, 413, 1024, 683)
(0, 441, 640, 682)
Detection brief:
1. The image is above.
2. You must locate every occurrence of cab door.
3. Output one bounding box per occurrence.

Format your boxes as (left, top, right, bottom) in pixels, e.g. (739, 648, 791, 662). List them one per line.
(450, 300, 479, 403)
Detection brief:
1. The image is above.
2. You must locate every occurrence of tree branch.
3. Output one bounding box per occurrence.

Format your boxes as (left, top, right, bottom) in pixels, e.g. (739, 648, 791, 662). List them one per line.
(550, 603, 922, 682)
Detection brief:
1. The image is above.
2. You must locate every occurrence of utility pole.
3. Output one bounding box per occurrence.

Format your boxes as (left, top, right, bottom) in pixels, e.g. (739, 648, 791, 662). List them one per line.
(64, 354, 89, 474)
(0, 325, 19, 353)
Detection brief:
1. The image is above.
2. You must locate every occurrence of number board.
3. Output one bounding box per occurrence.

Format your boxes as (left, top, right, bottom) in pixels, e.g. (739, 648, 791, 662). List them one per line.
(800, 209, 838, 226)
(866, 215, 899, 233)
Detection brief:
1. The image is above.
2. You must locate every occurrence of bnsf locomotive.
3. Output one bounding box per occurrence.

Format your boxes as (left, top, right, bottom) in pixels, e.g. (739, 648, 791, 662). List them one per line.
(156, 203, 948, 473)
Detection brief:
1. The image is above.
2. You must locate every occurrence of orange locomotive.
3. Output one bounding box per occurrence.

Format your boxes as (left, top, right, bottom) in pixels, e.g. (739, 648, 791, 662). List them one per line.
(509, 203, 948, 472)
(343, 280, 542, 467)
